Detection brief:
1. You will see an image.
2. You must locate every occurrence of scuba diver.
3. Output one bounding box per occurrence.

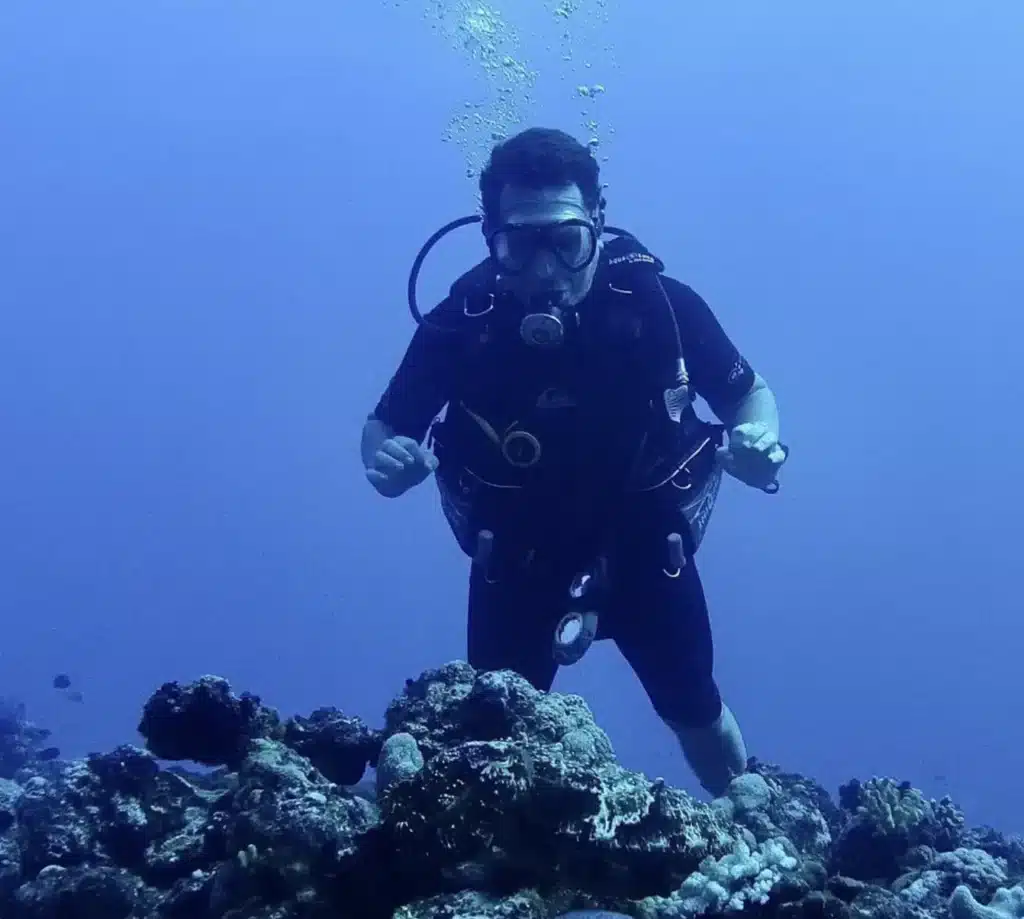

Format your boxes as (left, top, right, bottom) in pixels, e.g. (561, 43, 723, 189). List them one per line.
(361, 127, 788, 797)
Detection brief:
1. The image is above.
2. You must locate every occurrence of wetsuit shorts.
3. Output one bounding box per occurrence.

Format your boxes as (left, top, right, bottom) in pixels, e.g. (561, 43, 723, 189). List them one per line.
(465, 500, 722, 729)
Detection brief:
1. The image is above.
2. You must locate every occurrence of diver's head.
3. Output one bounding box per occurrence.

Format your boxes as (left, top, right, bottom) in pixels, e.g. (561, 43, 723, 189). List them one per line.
(479, 127, 605, 310)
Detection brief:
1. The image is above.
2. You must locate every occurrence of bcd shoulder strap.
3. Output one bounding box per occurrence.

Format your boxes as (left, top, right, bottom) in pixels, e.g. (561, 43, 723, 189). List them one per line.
(600, 236, 692, 417)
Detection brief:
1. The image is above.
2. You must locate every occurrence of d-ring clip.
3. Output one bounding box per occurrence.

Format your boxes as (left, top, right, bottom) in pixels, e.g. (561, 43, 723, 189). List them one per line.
(464, 293, 495, 318)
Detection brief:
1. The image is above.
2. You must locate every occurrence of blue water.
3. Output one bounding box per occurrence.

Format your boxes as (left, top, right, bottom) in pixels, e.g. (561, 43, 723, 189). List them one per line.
(1, 1, 1022, 832)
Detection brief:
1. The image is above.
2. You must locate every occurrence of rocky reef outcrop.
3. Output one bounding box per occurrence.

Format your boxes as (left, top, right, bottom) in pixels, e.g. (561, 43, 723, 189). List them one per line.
(0, 665, 1020, 919)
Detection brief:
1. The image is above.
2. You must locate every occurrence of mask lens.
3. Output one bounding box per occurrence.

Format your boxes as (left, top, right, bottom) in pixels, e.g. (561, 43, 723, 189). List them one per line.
(548, 223, 594, 269)
(490, 227, 534, 273)
(490, 220, 596, 274)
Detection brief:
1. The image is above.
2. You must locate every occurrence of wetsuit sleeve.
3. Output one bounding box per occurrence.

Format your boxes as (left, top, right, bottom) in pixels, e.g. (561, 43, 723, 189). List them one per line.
(660, 275, 756, 419)
(370, 308, 459, 442)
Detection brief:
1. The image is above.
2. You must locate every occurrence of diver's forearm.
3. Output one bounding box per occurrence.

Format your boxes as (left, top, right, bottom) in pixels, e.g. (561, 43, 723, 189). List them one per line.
(361, 417, 395, 469)
(724, 373, 779, 439)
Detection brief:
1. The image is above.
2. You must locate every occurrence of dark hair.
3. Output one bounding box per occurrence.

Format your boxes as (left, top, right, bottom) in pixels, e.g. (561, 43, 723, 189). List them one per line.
(479, 127, 602, 224)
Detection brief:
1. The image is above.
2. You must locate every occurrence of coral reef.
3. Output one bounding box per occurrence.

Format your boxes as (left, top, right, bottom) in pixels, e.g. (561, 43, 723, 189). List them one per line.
(0, 663, 1021, 918)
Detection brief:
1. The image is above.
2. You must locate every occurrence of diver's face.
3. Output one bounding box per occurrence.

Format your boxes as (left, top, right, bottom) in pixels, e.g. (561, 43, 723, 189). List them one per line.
(487, 183, 602, 308)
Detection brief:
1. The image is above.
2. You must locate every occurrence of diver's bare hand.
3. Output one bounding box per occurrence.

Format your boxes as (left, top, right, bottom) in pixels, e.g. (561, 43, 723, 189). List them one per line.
(365, 435, 439, 498)
(716, 421, 787, 491)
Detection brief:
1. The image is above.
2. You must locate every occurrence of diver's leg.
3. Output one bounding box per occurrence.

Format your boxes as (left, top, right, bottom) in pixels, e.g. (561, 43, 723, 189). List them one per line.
(606, 540, 746, 797)
(466, 558, 564, 692)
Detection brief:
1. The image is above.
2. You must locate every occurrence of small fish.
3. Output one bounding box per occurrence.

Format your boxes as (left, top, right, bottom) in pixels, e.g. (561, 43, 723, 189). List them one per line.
(64, 690, 84, 704)
(52, 674, 71, 690)
(37, 747, 61, 761)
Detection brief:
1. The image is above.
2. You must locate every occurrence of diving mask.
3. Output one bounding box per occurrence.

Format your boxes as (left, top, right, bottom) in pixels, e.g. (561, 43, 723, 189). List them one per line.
(486, 217, 599, 276)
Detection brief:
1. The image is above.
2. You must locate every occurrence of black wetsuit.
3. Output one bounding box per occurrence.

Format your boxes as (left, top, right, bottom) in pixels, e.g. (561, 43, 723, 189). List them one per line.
(370, 246, 756, 729)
